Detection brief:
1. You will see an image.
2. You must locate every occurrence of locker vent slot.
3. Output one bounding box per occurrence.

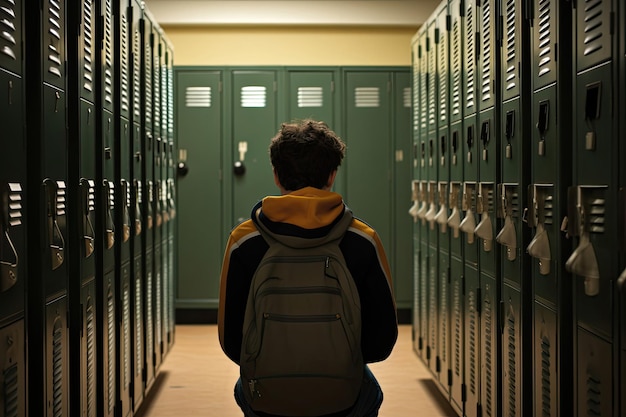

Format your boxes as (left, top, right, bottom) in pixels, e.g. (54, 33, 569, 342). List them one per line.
(133, 26, 141, 118)
(537, 0, 552, 78)
(240, 86, 266, 108)
(465, 3, 475, 109)
(123, 282, 131, 388)
(354, 87, 380, 108)
(429, 264, 437, 351)
(420, 260, 427, 351)
(507, 307, 517, 417)
(419, 45, 428, 131)
(484, 295, 493, 416)
(3, 362, 18, 417)
(428, 39, 437, 127)
(135, 275, 143, 375)
(121, 11, 130, 114)
(586, 373, 602, 416)
(453, 279, 461, 377)
(297, 87, 323, 107)
(153, 48, 161, 130)
(156, 270, 162, 346)
(0, 0, 18, 61)
(403, 87, 411, 108)
(147, 271, 154, 363)
(451, 17, 461, 116)
(52, 319, 64, 417)
(87, 180, 95, 213)
(480, 0, 492, 102)
(412, 52, 419, 129)
(56, 181, 67, 217)
(107, 284, 115, 413)
(186, 86, 212, 108)
(540, 336, 551, 416)
(505, 0, 517, 90)
(86, 297, 96, 417)
(582, 0, 604, 57)
(47, 0, 63, 78)
(438, 25, 447, 122)
(8, 183, 23, 227)
(145, 42, 152, 125)
(440, 272, 448, 363)
(103, 0, 113, 106)
(168, 66, 174, 137)
(468, 289, 477, 395)
(588, 197, 605, 234)
(82, 0, 94, 93)
(544, 194, 553, 225)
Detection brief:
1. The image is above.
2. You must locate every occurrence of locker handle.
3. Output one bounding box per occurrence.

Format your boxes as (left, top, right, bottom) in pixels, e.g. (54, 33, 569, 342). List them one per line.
(104, 180, 115, 249)
(44, 179, 64, 270)
(585, 82, 601, 121)
(168, 180, 176, 220)
(121, 180, 131, 243)
(79, 179, 95, 258)
(134, 180, 142, 236)
(537, 100, 549, 156)
(155, 182, 163, 228)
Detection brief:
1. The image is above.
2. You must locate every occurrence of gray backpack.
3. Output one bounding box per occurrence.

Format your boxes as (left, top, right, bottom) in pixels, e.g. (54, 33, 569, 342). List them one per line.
(240, 208, 363, 416)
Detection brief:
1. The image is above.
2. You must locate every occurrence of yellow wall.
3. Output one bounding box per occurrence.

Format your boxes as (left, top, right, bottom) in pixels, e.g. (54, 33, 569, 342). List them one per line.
(161, 25, 418, 66)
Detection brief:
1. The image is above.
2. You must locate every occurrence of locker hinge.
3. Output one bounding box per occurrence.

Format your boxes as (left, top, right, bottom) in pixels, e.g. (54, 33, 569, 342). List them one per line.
(419, 336, 423, 351)
(446, 14, 451, 31)
(461, 383, 467, 402)
(460, 0, 466, 17)
(426, 36, 430, 52)
(447, 369, 453, 387)
(435, 28, 440, 44)
(436, 356, 441, 373)
(426, 345, 431, 360)
(476, 287, 482, 315)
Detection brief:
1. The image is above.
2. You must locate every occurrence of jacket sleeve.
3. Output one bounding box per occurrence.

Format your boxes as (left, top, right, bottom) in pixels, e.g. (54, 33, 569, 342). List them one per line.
(217, 222, 266, 364)
(341, 221, 398, 363)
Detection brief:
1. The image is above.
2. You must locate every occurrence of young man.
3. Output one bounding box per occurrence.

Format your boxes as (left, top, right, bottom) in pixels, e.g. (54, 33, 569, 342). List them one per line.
(218, 119, 398, 417)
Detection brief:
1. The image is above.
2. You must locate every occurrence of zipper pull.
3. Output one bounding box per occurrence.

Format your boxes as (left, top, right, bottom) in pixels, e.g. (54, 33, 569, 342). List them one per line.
(249, 379, 261, 399)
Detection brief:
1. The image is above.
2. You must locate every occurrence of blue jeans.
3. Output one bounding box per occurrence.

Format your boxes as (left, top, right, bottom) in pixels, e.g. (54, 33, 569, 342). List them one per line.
(234, 365, 383, 417)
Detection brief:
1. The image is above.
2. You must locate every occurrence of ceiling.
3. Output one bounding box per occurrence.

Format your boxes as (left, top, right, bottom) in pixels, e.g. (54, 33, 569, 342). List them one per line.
(142, 0, 440, 27)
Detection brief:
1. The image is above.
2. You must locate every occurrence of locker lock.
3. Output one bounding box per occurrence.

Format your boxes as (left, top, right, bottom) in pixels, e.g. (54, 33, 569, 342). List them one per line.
(233, 161, 246, 176)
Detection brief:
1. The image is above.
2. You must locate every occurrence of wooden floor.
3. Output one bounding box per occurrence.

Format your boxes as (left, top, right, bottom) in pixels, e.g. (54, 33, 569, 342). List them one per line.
(135, 325, 459, 417)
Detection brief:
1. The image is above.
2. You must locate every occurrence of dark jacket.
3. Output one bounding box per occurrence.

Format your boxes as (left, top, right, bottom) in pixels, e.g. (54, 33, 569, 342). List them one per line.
(218, 186, 398, 367)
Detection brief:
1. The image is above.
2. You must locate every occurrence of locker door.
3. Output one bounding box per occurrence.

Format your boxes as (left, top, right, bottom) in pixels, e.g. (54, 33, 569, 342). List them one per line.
(343, 70, 392, 264)
(130, 0, 144, 409)
(231, 70, 279, 227)
(175, 70, 222, 310)
(448, 2, 464, 412)
(0, 320, 25, 416)
(392, 72, 413, 315)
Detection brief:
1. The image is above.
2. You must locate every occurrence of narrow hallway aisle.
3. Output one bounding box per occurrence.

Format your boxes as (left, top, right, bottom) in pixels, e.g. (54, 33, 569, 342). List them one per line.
(135, 325, 459, 417)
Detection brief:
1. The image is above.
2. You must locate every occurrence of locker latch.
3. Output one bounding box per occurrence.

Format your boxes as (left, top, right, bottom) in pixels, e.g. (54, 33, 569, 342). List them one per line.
(79, 178, 95, 258)
(409, 180, 420, 222)
(537, 100, 549, 156)
(121, 180, 131, 243)
(134, 179, 143, 236)
(147, 180, 154, 230)
(564, 185, 606, 296)
(104, 180, 115, 249)
(526, 184, 552, 275)
(44, 179, 65, 270)
(1, 184, 19, 292)
(475, 183, 494, 252)
(168, 179, 176, 220)
(434, 182, 449, 233)
(496, 183, 518, 261)
(448, 182, 462, 239)
(425, 181, 438, 230)
(460, 182, 477, 244)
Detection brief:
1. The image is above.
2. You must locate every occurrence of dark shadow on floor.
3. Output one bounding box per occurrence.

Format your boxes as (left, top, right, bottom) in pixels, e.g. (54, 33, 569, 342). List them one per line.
(133, 370, 171, 417)
(417, 378, 460, 417)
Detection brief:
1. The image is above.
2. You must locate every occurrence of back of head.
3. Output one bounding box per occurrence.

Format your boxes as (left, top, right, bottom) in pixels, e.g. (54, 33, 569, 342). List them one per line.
(270, 119, 346, 191)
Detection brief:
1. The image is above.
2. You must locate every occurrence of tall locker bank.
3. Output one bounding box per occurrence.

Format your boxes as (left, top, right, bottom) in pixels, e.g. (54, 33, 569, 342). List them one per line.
(568, 0, 618, 415)
(620, 3, 626, 415)
(24, 1, 71, 415)
(0, 0, 26, 415)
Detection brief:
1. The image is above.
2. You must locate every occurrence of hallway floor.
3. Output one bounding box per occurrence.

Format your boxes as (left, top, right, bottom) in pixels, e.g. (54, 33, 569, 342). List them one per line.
(135, 324, 459, 417)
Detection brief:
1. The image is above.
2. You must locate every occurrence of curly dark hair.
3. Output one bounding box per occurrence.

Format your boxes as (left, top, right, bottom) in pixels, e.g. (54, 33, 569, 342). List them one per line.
(269, 119, 346, 191)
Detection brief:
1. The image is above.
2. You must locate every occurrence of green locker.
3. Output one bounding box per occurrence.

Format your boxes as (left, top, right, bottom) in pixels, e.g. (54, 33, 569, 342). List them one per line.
(620, 3, 626, 413)
(285, 68, 342, 195)
(528, 0, 573, 415)
(448, 1, 464, 412)
(434, 0, 451, 399)
(175, 69, 223, 310)
(230, 69, 280, 228)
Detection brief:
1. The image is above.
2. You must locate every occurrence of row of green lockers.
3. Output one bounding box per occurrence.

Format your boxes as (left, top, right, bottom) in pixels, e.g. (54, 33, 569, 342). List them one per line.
(0, 0, 177, 416)
(409, 0, 626, 416)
